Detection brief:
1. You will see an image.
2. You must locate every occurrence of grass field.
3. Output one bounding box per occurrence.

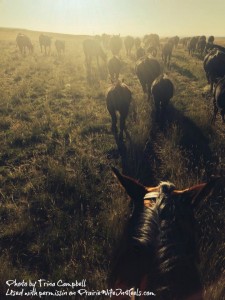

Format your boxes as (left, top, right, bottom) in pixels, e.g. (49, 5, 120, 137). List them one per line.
(0, 28, 224, 299)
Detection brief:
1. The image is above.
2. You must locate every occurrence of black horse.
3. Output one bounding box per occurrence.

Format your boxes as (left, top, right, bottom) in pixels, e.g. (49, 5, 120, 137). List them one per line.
(110, 168, 221, 299)
(39, 34, 51, 55)
(203, 48, 225, 93)
(55, 40, 65, 56)
(212, 76, 225, 123)
(162, 42, 173, 67)
(108, 56, 122, 82)
(151, 74, 174, 122)
(136, 57, 161, 100)
(16, 33, 33, 54)
(106, 82, 132, 140)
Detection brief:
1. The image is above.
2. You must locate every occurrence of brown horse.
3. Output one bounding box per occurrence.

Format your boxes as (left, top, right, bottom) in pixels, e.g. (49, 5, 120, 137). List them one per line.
(55, 40, 65, 56)
(151, 74, 174, 121)
(16, 33, 33, 54)
(162, 41, 173, 67)
(136, 57, 161, 100)
(109, 35, 123, 55)
(212, 76, 225, 123)
(83, 38, 107, 68)
(203, 48, 225, 93)
(110, 168, 221, 299)
(136, 47, 146, 60)
(108, 56, 122, 82)
(39, 34, 51, 55)
(124, 36, 135, 56)
(106, 82, 132, 140)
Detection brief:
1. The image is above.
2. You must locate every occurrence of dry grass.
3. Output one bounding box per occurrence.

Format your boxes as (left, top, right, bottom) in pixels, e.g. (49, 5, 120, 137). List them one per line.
(0, 28, 224, 299)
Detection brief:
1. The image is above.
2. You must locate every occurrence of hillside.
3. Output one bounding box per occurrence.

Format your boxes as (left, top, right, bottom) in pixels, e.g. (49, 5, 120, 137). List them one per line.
(0, 28, 224, 299)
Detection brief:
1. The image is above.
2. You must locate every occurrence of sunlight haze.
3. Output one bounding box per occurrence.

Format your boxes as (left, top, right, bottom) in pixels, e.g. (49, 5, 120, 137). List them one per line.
(0, 0, 224, 36)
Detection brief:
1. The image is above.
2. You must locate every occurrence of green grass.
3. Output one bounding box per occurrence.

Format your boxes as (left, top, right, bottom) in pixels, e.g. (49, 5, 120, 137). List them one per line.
(0, 28, 224, 299)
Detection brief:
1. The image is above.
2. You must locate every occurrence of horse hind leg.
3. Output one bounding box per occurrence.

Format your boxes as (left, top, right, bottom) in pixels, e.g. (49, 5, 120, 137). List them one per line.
(211, 100, 218, 124)
(108, 108, 117, 135)
(221, 109, 225, 123)
(119, 113, 128, 140)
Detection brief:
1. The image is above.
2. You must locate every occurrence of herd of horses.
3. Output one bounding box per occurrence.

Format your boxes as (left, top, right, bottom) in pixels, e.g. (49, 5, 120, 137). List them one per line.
(82, 34, 225, 140)
(88, 35, 224, 299)
(16, 33, 65, 56)
(15, 32, 224, 299)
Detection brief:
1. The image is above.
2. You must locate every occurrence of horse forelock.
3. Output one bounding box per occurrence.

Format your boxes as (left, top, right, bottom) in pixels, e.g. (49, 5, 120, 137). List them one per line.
(159, 181, 176, 194)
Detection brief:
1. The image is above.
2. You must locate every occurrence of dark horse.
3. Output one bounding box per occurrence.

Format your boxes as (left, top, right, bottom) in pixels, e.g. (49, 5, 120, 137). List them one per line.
(16, 33, 33, 54)
(55, 40, 65, 56)
(136, 56, 161, 100)
(39, 34, 51, 55)
(106, 82, 132, 140)
(212, 76, 225, 123)
(162, 41, 173, 67)
(108, 56, 122, 82)
(151, 74, 174, 122)
(203, 48, 225, 93)
(110, 168, 221, 299)
(83, 38, 107, 68)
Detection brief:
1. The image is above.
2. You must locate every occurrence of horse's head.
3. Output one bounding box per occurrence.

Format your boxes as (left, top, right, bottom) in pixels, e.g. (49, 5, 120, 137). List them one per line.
(113, 166, 220, 215)
(111, 168, 222, 298)
(112, 168, 221, 259)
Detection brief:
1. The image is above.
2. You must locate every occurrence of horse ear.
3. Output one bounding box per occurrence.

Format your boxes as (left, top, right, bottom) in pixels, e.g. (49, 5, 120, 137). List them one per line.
(178, 176, 222, 208)
(112, 167, 147, 201)
(191, 176, 222, 208)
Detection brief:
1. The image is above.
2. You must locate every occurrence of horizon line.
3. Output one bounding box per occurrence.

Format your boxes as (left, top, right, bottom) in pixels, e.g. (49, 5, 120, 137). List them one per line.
(0, 26, 225, 39)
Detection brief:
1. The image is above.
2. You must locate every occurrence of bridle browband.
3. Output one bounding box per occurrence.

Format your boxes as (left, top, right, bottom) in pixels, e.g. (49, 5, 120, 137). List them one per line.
(144, 191, 160, 201)
(143, 182, 176, 203)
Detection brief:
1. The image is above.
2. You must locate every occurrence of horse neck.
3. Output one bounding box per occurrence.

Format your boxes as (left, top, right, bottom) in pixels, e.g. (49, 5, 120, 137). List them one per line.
(157, 216, 203, 299)
(109, 206, 158, 290)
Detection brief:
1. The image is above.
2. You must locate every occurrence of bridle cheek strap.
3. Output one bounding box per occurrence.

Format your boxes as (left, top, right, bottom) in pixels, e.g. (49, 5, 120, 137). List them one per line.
(143, 192, 160, 207)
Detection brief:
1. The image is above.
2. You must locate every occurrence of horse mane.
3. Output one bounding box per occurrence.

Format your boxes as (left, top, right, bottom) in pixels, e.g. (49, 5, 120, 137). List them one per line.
(109, 205, 159, 289)
(155, 190, 203, 299)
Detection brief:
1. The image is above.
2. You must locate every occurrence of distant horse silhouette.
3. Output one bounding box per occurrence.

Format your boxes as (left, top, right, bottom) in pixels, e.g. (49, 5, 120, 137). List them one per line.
(55, 40, 65, 56)
(106, 82, 132, 140)
(151, 74, 174, 121)
(147, 46, 157, 57)
(134, 37, 141, 49)
(110, 168, 221, 299)
(16, 33, 33, 54)
(107, 56, 122, 82)
(162, 42, 173, 67)
(83, 39, 106, 67)
(188, 37, 198, 56)
(39, 34, 51, 55)
(136, 47, 146, 60)
(124, 36, 135, 56)
(109, 35, 123, 55)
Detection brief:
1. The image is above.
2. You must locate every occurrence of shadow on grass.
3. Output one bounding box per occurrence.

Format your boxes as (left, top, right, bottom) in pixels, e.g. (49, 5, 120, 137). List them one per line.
(171, 62, 198, 80)
(157, 103, 216, 178)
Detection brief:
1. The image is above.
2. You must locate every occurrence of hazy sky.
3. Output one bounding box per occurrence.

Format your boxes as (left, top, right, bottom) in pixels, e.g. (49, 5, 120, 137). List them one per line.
(0, 0, 225, 37)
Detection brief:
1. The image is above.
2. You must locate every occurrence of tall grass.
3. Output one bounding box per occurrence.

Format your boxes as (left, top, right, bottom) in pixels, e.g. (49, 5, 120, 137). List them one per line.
(0, 28, 224, 299)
